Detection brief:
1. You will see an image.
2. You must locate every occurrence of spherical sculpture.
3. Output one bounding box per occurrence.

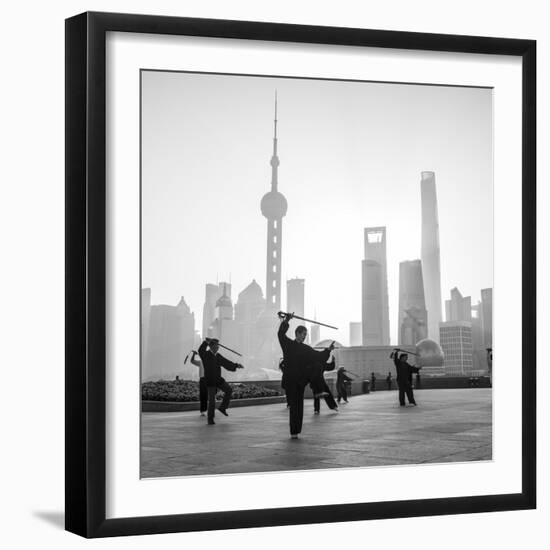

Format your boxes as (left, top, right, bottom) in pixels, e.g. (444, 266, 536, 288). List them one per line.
(415, 338, 444, 367)
(261, 190, 288, 219)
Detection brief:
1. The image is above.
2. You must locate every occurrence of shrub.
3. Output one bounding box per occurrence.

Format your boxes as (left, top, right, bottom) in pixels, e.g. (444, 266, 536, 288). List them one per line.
(141, 379, 281, 402)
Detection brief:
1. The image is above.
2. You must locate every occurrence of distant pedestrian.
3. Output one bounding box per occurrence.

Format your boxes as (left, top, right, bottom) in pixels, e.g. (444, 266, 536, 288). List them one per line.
(415, 372, 421, 390)
(390, 350, 421, 406)
(198, 338, 244, 425)
(336, 367, 353, 404)
(386, 371, 393, 391)
(487, 347, 493, 387)
(370, 372, 377, 392)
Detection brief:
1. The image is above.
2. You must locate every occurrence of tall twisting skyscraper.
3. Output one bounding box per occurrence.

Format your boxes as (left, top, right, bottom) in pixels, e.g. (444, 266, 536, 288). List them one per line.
(362, 227, 390, 346)
(420, 171, 443, 343)
(260, 94, 288, 310)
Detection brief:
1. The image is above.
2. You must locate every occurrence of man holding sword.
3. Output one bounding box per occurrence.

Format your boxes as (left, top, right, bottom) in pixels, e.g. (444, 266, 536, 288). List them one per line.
(277, 312, 335, 439)
(198, 337, 244, 425)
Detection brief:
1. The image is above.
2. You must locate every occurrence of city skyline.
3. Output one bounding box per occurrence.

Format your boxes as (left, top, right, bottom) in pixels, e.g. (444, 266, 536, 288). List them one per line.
(141, 70, 493, 346)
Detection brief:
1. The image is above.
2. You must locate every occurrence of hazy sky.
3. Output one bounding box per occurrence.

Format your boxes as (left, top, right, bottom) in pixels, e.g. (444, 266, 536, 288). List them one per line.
(141, 70, 493, 345)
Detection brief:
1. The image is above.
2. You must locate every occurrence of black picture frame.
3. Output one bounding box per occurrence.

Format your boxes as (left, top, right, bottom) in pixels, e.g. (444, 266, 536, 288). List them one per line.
(65, 11, 536, 538)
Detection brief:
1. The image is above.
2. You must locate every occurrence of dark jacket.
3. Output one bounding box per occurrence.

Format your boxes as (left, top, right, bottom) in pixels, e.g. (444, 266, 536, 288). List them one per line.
(336, 369, 352, 387)
(198, 340, 239, 386)
(277, 320, 330, 382)
(393, 355, 420, 385)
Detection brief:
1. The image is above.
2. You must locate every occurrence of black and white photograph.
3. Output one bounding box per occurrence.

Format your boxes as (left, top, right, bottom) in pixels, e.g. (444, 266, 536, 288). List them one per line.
(140, 70, 494, 479)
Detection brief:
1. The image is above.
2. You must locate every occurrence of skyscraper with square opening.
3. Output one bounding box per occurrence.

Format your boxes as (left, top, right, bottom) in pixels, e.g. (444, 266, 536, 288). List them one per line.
(362, 227, 390, 346)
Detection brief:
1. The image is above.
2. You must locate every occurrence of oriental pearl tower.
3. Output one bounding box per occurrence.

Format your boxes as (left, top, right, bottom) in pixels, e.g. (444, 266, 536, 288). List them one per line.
(260, 94, 288, 311)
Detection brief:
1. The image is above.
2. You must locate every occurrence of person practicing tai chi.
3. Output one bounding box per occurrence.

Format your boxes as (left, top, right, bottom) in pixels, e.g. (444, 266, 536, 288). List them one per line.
(198, 337, 244, 425)
(336, 367, 353, 404)
(188, 350, 207, 416)
(277, 312, 334, 439)
(390, 349, 421, 406)
(312, 356, 338, 414)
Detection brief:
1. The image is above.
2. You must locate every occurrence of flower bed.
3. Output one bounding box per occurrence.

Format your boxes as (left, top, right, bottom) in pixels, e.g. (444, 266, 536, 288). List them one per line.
(141, 379, 282, 402)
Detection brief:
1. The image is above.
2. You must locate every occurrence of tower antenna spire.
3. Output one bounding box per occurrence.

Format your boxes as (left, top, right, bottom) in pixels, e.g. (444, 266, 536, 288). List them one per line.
(260, 93, 287, 311)
(274, 90, 278, 140)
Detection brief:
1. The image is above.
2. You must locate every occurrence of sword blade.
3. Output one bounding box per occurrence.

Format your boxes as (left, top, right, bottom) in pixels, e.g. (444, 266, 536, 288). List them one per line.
(293, 314, 338, 330)
(217, 343, 243, 357)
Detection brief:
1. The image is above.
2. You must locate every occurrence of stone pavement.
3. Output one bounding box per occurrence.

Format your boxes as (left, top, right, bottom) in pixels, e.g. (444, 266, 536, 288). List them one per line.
(141, 388, 492, 478)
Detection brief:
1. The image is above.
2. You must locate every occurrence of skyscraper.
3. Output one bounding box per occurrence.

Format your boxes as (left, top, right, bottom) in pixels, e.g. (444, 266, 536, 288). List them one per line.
(362, 227, 390, 346)
(235, 279, 266, 364)
(421, 171, 443, 343)
(349, 322, 362, 346)
(310, 323, 320, 346)
(202, 283, 221, 339)
(440, 321, 473, 376)
(141, 288, 151, 379)
(480, 288, 493, 348)
(210, 284, 240, 362)
(398, 260, 427, 346)
(260, 94, 288, 311)
(286, 277, 305, 337)
(145, 296, 195, 380)
(445, 287, 472, 322)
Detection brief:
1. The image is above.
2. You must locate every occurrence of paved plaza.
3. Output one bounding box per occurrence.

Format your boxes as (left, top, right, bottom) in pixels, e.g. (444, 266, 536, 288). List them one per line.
(141, 388, 492, 478)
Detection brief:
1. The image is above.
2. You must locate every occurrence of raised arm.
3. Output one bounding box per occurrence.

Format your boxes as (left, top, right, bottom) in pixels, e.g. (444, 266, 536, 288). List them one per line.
(190, 351, 201, 368)
(390, 350, 400, 369)
(277, 317, 292, 352)
(198, 340, 209, 364)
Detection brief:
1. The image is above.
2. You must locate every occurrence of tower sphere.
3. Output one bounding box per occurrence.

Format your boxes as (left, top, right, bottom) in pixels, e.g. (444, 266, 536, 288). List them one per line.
(415, 338, 444, 367)
(261, 190, 288, 219)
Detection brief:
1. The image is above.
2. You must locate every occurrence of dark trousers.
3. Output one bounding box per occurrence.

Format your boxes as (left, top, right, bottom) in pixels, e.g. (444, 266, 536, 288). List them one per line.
(336, 383, 348, 403)
(398, 382, 416, 405)
(207, 380, 232, 421)
(285, 380, 306, 435)
(313, 381, 338, 411)
(307, 366, 326, 395)
(199, 377, 208, 412)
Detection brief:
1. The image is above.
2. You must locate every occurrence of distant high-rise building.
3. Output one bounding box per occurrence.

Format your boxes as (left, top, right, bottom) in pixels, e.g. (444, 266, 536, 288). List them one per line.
(202, 283, 222, 338)
(215, 283, 233, 321)
(210, 284, 240, 364)
(349, 322, 362, 346)
(440, 321, 473, 376)
(310, 323, 321, 346)
(362, 227, 390, 346)
(398, 260, 427, 346)
(235, 279, 266, 364)
(287, 277, 305, 337)
(146, 296, 195, 380)
(141, 288, 152, 380)
(471, 303, 488, 374)
(445, 287, 472, 323)
(260, 94, 287, 311)
(421, 171, 443, 343)
(480, 288, 493, 348)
